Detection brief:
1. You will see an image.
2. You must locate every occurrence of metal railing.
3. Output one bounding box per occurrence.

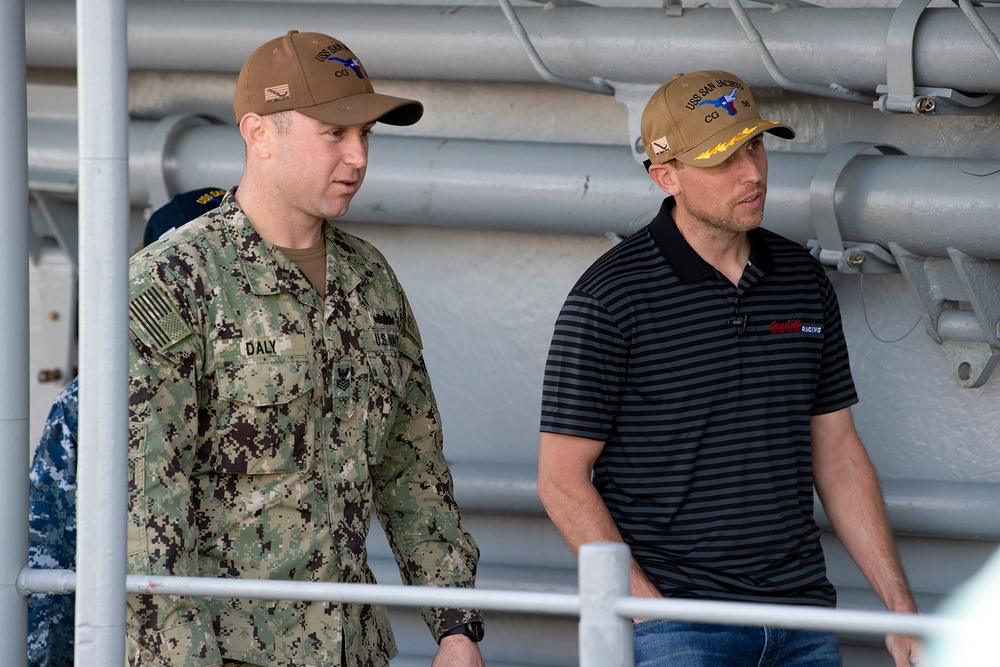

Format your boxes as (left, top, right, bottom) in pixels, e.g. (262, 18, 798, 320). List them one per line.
(18, 542, 957, 666)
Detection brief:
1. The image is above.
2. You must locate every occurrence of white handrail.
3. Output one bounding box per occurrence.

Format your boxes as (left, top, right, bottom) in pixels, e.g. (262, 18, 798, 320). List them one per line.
(19, 543, 959, 666)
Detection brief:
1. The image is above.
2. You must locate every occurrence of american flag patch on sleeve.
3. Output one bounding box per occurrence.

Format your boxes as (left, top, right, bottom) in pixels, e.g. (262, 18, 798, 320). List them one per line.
(128, 283, 193, 352)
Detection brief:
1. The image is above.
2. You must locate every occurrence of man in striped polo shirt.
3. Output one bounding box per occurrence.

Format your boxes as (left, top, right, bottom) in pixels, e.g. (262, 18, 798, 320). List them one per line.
(537, 71, 921, 667)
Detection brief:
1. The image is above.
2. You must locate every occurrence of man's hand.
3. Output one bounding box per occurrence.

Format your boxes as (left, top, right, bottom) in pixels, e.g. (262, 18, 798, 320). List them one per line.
(431, 634, 485, 667)
(886, 634, 924, 667)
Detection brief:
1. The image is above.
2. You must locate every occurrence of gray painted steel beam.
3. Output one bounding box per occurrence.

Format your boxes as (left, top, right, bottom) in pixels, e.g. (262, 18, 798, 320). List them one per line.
(0, 0, 31, 663)
(73, 0, 130, 663)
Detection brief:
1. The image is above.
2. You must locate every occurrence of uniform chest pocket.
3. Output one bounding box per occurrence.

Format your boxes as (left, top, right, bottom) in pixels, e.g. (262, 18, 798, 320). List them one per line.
(214, 356, 315, 474)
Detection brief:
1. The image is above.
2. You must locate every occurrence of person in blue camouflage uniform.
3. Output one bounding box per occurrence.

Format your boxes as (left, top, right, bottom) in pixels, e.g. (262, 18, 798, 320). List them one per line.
(124, 31, 484, 667)
(27, 187, 224, 667)
(28, 379, 78, 667)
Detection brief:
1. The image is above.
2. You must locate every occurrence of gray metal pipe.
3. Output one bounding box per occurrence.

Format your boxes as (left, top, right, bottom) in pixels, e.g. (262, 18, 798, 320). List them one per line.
(74, 0, 129, 663)
(26, 118, 1000, 259)
(450, 462, 546, 516)
(938, 309, 987, 343)
(449, 463, 1000, 542)
(831, 154, 1000, 258)
(0, 0, 31, 663)
(863, 479, 1000, 542)
(23, 3, 1000, 92)
(19, 461, 996, 584)
(814, 479, 1000, 540)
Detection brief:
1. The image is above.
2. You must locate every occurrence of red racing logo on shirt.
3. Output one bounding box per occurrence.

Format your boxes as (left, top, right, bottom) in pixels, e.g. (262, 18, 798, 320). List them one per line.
(770, 319, 823, 334)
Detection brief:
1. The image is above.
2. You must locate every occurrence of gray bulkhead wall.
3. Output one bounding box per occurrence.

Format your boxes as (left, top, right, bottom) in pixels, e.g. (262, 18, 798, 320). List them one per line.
(19, 1, 1000, 665)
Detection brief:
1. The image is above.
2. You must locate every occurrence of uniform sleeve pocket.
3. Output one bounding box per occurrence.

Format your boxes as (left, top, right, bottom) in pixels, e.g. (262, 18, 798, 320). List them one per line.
(367, 349, 408, 397)
(361, 327, 414, 398)
(214, 356, 314, 474)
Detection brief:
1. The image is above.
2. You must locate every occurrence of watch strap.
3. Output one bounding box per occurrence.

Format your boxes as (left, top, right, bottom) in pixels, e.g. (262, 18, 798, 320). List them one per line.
(438, 621, 485, 643)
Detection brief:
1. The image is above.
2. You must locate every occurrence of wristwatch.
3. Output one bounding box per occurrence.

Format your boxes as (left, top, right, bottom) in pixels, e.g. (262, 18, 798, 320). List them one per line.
(438, 621, 485, 643)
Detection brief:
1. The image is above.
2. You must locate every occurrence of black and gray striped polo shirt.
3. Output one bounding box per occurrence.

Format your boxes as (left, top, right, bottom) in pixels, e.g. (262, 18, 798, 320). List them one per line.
(540, 197, 858, 607)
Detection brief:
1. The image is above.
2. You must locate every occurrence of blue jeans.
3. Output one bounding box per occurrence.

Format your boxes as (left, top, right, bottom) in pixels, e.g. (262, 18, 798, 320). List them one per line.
(633, 620, 843, 667)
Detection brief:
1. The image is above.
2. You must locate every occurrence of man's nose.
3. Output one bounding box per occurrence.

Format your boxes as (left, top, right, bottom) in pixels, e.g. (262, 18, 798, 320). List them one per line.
(344, 131, 368, 168)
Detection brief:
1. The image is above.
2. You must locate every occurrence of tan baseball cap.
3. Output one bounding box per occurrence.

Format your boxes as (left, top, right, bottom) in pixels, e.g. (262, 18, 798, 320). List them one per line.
(233, 30, 423, 127)
(641, 70, 794, 167)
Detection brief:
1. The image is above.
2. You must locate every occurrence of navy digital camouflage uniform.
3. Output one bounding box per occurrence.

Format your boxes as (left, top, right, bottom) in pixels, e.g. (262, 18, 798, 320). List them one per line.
(125, 189, 480, 667)
(28, 378, 79, 667)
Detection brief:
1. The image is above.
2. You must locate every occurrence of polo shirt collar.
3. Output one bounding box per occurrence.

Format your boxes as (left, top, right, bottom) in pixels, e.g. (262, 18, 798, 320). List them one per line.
(648, 197, 775, 283)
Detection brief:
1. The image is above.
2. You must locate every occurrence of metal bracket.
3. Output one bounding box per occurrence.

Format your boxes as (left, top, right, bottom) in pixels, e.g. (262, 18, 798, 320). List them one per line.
(613, 82, 664, 165)
(29, 192, 81, 271)
(808, 142, 905, 274)
(890, 243, 1000, 388)
(876, 0, 999, 115)
(664, 0, 682, 17)
(806, 240, 900, 275)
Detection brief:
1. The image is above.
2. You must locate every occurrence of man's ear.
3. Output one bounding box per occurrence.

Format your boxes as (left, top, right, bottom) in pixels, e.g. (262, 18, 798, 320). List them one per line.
(647, 161, 680, 196)
(238, 113, 270, 159)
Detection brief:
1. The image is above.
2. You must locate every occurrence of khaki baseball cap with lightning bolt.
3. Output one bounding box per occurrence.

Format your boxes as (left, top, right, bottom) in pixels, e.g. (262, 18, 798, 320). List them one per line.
(641, 70, 795, 168)
(233, 30, 423, 127)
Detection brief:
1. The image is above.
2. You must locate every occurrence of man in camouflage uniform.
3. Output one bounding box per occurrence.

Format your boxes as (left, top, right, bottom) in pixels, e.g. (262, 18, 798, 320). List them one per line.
(124, 31, 483, 667)
(28, 187, 224, 667)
